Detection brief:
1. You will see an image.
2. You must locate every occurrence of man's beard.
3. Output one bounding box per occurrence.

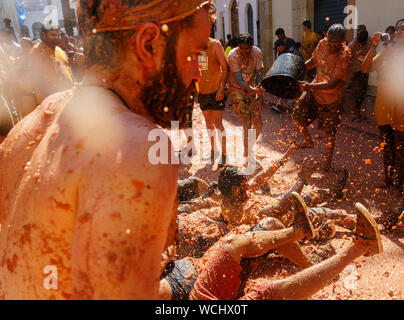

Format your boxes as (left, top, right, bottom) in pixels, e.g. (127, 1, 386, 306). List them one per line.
(141, 34, 196, 129)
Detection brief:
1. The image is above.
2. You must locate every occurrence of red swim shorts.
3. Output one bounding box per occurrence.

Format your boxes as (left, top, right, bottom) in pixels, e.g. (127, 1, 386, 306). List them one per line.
(189, 245, 281, 300)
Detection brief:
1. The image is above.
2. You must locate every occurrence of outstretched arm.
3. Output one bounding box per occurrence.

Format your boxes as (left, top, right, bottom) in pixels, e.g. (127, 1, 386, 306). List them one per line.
(300, 77, 344, 91)
(248, 143, 295, 192)
(259, 156, 318, 217)
(362, 33, 382, 74)
(305, 58, 317, 71)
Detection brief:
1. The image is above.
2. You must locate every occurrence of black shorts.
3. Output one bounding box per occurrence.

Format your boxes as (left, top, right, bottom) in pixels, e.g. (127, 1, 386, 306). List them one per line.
(199, 92, 226, 111)
(163, 258, 199, 300)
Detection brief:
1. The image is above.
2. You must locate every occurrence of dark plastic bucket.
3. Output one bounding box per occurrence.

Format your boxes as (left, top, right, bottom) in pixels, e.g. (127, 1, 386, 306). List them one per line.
(261, 53, 306, 99)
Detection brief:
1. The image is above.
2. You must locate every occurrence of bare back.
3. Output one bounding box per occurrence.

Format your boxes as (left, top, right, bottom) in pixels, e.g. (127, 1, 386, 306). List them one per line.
(0, 86, 178, 299)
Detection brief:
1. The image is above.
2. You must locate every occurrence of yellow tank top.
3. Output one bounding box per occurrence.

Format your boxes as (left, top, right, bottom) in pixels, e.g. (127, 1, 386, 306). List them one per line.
(198, 38, 223, 94)
(302, 31, 318, 60)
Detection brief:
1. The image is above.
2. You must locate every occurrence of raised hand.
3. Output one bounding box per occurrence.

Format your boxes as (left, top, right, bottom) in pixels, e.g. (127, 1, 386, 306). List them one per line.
(298, 156, 319, 182)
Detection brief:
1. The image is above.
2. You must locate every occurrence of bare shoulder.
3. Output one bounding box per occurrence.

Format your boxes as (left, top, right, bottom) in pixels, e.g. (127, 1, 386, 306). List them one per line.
(0, 90, 72, 157)
(60, 88, 179, 189)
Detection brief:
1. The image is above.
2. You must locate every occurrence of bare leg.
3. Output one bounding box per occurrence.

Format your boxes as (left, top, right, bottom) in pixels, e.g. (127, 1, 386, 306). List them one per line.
(251, 113, 263, 140)
(202, 110, 215, 153)
(242, 117, 253, 157)
(223, 227, 306, 264)
(158, 279, 172, 300)
(212, 110, 227, 157)
(224, 194, 315, 264)
(294, 121, 314, 149)
(275, 243, 313, 269)
(262, 202, 383, 300)
(323, 131, 336, 171)
(274, 242, 365, 300)
(309, 207, 356, 230)
(254, 217, 313, 269)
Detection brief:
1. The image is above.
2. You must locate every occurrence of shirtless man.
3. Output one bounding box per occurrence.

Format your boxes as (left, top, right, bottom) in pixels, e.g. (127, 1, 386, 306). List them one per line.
(0, 0, 214, 299)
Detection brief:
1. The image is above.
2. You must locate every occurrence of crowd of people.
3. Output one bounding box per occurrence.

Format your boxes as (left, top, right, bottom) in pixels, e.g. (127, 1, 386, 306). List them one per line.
(0, 19, 83, 142)
(0, 0, 402, 300)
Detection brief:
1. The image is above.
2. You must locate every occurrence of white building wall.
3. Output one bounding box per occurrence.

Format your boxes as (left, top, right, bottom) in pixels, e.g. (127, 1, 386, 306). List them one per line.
(272, 0, 293, 46)
(214, 0, 259, 45)
(356, 0, 404, 86)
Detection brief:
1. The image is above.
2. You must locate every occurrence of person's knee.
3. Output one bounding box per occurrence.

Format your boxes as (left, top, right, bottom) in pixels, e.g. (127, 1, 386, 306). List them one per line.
(204, 118, 214, 129)
(259, 217, 285, 231)
(221, 234, 240, 249)
(253, 118, 263, 128)
(241, 117, 251, 127)
(213, 118, 224, 130)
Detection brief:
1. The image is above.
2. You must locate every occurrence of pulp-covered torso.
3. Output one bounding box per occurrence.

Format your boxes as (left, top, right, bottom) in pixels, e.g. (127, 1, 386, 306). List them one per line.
(0, 87, 178, 299)
(0, 91, 79, 299)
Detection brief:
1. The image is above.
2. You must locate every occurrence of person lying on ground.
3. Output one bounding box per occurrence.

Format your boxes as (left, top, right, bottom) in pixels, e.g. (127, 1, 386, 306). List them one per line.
(159, 193, 383, 300)
(175, 157, 353, 259)
(178, 143, 296, 212)
(178, 155, 353, 232)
